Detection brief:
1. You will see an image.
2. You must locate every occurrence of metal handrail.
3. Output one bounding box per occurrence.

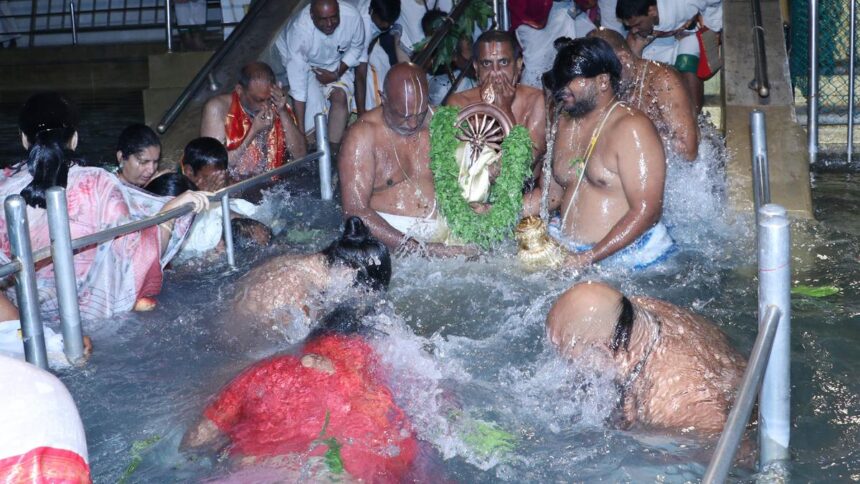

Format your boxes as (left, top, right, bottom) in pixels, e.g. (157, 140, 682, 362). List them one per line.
(750, 0, 770, 97)
(703, 305, 781, 483)
(412, 0, 471, 71)
(156, 0, 269, 133)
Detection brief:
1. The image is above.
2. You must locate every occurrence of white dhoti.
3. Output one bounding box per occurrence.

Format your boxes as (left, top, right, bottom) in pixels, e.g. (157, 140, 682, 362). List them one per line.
(176, 198, 266, 262)
(377, 211, 450, 244)
(641, 32, 699, 67)
(302, 71, 356, 133)
(0, 320, 68, 369)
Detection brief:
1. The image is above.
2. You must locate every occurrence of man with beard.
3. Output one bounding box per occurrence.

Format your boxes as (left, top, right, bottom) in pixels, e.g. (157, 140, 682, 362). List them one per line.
(588, 28, 698, 161)
(339, 63, 471, 257)
(523, 37, 674, 270)
(446, 30, 546, 165)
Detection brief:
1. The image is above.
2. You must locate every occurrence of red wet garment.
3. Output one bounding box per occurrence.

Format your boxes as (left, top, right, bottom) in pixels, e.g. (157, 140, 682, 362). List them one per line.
(508, 0, 553, 31)
(204, 334, 418, 483)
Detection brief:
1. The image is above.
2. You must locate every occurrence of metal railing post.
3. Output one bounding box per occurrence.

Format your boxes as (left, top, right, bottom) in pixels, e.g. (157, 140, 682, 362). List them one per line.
(69, 1, 77, 45)
(164, 0, 173, 53)
(500, 0, 510, 30)
(46, 188, 85, 364)
(757, 203, 792, 468)
(492, 0, 499, 28)
(750, 0, 770, 97)
(750, 110, 771, 217)
(4, 195, 48, 370)
(808, 0, 819, 165)
(221, 193, 236, 267)
(315, 113, 334, 200)
(847, 0, 856, 164)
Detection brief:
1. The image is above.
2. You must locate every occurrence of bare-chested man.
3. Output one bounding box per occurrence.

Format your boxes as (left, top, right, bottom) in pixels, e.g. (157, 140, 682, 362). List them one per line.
(200, 62, 306, 180)
(547, 281, 745, 435)
(446, 30, 546, 165)
(589, 28, 698, 161)
(523, 37, 674, 270)
(339, 63, 469, 257)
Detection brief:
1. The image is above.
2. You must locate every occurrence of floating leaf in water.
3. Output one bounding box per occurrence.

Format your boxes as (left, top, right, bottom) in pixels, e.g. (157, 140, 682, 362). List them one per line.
(118, 435, 161, 484)
(462, 419, 516, 457)
(286, 228, 323, 244)
(791, 285, 841, 298)
(314, 411, 344, 475)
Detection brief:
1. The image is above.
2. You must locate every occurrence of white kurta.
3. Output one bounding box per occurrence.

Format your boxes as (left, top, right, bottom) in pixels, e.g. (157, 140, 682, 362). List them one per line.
(598, 0, 627, 35)
(397, 0, 453, 51)
(516, 1, 596, 89)
(276, 1, 365, 131)
(655, 0, 722, 32)
(354, 0, 395, 111)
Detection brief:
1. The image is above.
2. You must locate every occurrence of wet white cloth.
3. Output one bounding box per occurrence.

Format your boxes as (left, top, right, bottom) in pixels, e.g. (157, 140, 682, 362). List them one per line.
(0, 320, 69, 369)
(276, 2, 365, 130)
(174, 0, 207, 26)
(516, 1, 596, 89)
(455, 142, 499, 204)
(176, 198, 265, 261)
(655, 0, 722, 32)
(641, 31, 699, 65)
(377, 210, 448, 243)
(549, 218, 676, 270)
(0, 354, 89, 478)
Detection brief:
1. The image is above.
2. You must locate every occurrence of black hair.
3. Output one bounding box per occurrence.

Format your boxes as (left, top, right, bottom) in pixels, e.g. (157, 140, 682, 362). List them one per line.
(473, 29, 522, 62)
(616, 0, 655, 20)
(321, 216, 392, 291)
(421, 8, 447, 37)
(542, 37, 622, 96)
(238, 61, 276, 89)
(610, 295, 635, 353)
(306, 301, 375, 340)
(231, 217, 273, 248)
(370, 0, 400, 25)
(181, 137, 228, 174)
(116, 123, 161, 160)
(18, 92, 79, 209)
(145, 172, 198, 197)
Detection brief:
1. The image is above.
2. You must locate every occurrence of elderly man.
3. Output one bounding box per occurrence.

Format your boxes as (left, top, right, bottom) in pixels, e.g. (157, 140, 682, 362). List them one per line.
(589, 28, 698, 161)
(546, 281, 746, 435)
(200, 62, 306, 180)
(339, 63, 469, 257)
(276, 0, 365, 154)
(523, 37, 674, 270)
(446, 30, 546, 163)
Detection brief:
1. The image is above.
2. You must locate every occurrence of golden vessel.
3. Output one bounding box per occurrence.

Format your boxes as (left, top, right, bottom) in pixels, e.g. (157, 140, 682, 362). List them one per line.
(515, 216, 564, 271)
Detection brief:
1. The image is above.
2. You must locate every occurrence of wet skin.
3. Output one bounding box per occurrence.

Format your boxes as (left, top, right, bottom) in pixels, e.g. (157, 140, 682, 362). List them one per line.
(445, 40, 547, 161)
(522, 73, 666, 268)
(117, 145, 160, 187)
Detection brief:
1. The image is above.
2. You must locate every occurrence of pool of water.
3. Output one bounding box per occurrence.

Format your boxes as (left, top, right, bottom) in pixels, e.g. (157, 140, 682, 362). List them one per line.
(42, 129, 860, 483)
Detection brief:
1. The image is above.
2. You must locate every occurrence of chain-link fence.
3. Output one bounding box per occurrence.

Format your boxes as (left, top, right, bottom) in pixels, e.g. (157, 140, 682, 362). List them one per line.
(790, 0, 858, 118)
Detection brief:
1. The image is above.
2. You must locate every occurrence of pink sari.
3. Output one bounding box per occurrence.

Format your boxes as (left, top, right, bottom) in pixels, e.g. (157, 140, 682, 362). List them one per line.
(0, 165, 191, 321)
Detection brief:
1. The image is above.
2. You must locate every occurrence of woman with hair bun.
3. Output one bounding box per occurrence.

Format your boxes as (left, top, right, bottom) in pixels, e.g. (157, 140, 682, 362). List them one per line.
(225, 216, 392, 345)
(0, 92, 211, 320)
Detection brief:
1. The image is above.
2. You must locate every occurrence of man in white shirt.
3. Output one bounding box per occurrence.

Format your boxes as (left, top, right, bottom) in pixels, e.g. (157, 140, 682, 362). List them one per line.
(515, 0, 596, 89)
(276, 0, 365, 154)
(352, 0, 408, 113)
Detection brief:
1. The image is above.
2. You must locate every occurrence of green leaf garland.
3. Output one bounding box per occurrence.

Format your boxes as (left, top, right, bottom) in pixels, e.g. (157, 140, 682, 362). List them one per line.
(429, 106, 533, 248)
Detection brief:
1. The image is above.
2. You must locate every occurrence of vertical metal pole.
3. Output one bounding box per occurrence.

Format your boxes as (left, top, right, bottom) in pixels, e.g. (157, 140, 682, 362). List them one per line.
(164, 0, 173, 53)
(4, 196, 48, 370)
(808, 0, 819, 165)
(750, 110, 771, 217)
(500, 0, 510, 31)
(757, 204, 792, 468)
(315, 113, 334, 200)
(69, 1, 77, 45)
(46, 188, 84, 364)
(221, 193, 235, 267)
(847, 0, 856, 164)
(492, 0, 499, 28)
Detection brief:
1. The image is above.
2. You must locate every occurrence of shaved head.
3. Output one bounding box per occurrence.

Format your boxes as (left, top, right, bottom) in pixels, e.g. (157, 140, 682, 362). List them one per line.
(382, 63, 430, 136)
(588, 27, 631, 54)
(546, 281, 628, 359)
(238, 61, 275, 88)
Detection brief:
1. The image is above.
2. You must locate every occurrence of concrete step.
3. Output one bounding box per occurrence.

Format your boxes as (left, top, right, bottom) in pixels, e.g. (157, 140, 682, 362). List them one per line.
(147, 50, 214, 89)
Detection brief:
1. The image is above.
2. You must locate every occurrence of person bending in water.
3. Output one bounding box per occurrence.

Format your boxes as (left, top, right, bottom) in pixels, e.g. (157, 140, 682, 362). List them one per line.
(224, 216, 390, 345)
(547, 281, 745, 435)
(588, 28, 698, 161)
(339, 63, 471, 257)
(446, 30, 547, 164)
(523, 37, 674, 270)
(183, 302, 419, 481)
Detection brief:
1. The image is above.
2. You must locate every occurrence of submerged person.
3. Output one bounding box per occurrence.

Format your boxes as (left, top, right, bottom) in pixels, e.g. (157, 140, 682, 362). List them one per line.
(183, 311, 419, 481)
(588, 28, 698, 161)
(546, 281, 746, 435)
(180, 136, 229, 192)
(446, 30, 547, 163)
(339, 63, 472, 257)
(523, 37, 674, 270)
(0, 92, 210, 320)
(115, 123, 162, 187)
(200, 62, 307, 180)
(225, 216, 391, 344)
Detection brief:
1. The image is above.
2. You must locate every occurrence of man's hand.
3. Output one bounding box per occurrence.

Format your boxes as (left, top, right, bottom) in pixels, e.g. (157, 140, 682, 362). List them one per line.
(485, 70, 517, 121)
(270, 84, 288, 114)
(313, 66, 341, 85)
(249, 105, 275, 137)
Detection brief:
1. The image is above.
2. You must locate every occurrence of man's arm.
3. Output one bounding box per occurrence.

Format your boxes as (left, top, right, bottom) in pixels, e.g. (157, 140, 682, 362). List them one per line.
(338, 121, 410, 249)
(522, 170, 565, 217)
(355, 62, 368, 115)
(525, 89, 548, 159)
(658, 68, 698, 160)
(574, 114, 666, 265)
(200, 96, 227, 142)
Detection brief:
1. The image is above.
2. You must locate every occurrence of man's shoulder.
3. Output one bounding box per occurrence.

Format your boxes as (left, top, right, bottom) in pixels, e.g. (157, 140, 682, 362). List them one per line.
(614, 103, 659, 134)
(515, 84, 545, 109)
(650, 62, 685, 90)
(445, 88, 481, 107)
(345, 109, 384, 137)
(202, 94, 231, 116)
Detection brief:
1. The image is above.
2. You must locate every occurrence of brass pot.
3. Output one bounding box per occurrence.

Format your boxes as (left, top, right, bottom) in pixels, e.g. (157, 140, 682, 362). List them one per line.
(515, 216, 564, 271)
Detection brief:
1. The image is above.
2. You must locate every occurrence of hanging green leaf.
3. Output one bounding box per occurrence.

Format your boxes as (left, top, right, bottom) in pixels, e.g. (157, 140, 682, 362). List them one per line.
(791, 285, 841, 298)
